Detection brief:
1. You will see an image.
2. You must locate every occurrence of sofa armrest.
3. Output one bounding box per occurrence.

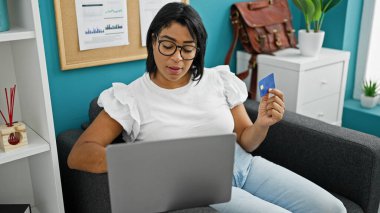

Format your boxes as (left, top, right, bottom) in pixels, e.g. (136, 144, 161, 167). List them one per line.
(244, 100, 380, 213)
(57, 129, 112, 213)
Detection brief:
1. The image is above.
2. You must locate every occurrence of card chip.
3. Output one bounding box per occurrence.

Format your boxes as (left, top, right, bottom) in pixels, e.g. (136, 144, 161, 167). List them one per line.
(258, 73, 275, 97)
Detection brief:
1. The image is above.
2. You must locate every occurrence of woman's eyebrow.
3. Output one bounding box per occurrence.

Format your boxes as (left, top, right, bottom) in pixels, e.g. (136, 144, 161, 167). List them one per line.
(160, 35, 195, 44)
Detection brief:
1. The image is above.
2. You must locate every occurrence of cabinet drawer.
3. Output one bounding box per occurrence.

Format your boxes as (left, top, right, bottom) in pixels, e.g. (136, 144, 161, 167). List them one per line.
(299, 62, 343, 104)
(298, 94, 340, 124)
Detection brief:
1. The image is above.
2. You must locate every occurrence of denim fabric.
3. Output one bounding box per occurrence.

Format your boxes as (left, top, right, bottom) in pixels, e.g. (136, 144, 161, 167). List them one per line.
(232, 143, 253, 188)
(212, 145, 347, 213)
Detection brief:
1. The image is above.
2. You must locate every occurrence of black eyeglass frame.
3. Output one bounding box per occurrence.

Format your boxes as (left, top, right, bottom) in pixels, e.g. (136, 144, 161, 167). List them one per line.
(157, 39, 199, 60)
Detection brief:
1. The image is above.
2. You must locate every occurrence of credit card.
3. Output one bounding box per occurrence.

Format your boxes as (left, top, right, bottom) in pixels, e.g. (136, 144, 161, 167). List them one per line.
(258, 73, 275, 97)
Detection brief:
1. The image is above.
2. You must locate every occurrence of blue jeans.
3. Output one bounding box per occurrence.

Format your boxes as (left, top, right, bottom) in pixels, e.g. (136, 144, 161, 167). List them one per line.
(211, 144, 346, 213)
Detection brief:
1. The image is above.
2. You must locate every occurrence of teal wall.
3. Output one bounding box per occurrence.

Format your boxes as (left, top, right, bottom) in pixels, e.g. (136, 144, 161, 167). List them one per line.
(41, 0, 373, 136)
(343, 100, 380, 137)
(340, 0, 363, 100)
(329, 0, 380, 137)
(39, 0, 299, 134)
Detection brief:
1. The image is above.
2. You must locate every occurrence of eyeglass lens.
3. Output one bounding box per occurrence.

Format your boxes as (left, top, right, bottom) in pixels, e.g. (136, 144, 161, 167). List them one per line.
(158, 40, 197, 60)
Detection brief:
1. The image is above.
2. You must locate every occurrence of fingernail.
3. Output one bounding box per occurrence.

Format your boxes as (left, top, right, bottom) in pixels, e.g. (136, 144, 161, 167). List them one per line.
(269, 88, 273, 91)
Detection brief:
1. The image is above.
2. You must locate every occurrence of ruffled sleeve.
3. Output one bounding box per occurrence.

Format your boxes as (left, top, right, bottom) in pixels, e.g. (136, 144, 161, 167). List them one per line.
(97, 82, 140, 143)
(215, 65, 248, 109)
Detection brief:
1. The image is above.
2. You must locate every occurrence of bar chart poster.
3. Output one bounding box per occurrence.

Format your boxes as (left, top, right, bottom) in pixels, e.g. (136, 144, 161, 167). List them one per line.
(75, 0, 129, 50)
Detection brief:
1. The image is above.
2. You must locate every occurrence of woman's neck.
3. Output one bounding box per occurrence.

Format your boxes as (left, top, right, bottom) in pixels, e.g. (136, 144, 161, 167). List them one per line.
(150, 72, 191, 89)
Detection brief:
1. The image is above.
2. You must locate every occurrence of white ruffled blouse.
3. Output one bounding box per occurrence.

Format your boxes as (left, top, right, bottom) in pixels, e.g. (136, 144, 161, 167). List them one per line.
(98, 65, 248, 143)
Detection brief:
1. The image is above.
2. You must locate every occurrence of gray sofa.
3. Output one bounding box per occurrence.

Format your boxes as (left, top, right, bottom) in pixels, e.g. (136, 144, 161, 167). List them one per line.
(57, 98, 380, 213)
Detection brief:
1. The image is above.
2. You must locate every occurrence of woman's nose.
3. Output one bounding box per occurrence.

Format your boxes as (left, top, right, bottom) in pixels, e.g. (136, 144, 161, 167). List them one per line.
(171, 48, 183, 62)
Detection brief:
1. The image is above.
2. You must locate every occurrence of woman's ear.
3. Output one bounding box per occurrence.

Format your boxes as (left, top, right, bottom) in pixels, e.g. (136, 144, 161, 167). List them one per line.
(151, 33, 157, 41)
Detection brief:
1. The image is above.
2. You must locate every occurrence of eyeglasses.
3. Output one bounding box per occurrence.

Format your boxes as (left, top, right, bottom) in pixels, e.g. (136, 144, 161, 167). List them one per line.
(157, 40, 198, 60)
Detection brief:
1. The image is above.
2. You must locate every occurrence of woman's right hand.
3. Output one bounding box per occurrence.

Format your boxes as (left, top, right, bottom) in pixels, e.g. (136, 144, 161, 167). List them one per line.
(256, 88, 285, 128)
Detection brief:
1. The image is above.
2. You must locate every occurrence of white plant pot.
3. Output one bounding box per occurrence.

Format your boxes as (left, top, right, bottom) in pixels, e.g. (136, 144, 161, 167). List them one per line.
(298, 30, 325, 57)
(360, 94, 379, 108)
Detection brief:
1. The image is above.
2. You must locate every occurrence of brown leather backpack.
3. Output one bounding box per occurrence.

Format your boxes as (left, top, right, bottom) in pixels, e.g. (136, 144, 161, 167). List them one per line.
(225, 0, 297, 99)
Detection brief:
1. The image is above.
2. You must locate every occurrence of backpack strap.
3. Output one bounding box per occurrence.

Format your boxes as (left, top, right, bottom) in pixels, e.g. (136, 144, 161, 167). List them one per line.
(225, 7, 252, 84)
(224, 9, 240, 66)
(248, 55, 258, 99)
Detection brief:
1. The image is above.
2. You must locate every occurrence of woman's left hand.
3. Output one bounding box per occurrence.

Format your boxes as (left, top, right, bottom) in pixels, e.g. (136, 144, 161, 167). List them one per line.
(256, 88, 285, 128)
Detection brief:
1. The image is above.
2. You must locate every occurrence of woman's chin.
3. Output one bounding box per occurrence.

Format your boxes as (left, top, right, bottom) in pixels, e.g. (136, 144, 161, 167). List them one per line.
(166, 75, 182, 82)
(164, 72, 190, 85)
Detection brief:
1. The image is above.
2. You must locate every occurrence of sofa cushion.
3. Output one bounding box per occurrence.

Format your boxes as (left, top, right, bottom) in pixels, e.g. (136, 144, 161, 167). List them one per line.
(89, 97, 102, 123)
(333, 194, 364, 213)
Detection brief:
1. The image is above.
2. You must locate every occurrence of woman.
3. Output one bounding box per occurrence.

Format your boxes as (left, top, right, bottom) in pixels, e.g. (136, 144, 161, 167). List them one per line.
(68, 2, 346, 213)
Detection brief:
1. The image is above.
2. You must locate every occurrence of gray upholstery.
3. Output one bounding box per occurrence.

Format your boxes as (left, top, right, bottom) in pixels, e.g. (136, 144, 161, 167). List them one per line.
(57, 98, 380, 213)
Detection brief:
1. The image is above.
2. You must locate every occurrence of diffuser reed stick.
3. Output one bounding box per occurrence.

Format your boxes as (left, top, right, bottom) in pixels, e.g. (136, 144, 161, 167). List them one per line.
(0, 85, 16, 127)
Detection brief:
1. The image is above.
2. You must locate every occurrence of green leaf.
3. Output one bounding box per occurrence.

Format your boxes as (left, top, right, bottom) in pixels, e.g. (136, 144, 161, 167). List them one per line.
(322, 0, 342, 12)
(363, 80, 379, 97)
(292, 0, 315, 28)
(293, 0, 315, 18)
(311, 0, 322, 22)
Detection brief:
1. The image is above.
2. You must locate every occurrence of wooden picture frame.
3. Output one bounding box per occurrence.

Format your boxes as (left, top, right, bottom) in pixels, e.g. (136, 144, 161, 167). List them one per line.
(54, 0, 189, 70)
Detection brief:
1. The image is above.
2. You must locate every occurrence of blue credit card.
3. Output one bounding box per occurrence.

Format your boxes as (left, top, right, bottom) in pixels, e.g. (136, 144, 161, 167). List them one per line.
(258, 73, 275, 97)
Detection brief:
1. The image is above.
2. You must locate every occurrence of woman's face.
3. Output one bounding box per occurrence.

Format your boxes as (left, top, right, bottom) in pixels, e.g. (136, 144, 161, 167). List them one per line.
(152, 22, 196, 89)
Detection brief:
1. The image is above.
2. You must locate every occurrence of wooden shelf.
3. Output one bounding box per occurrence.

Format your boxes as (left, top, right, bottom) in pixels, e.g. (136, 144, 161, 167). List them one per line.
(0, 125, 50, 165)
(0, 27, 35, 42)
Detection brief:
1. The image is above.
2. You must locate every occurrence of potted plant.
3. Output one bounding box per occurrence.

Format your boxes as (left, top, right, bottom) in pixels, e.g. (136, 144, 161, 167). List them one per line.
(360, 80, 379, 109)
(292, 0, 342, 56)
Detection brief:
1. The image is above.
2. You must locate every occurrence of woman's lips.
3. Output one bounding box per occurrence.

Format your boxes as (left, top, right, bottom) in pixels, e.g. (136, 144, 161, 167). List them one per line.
(167, 66, 181, 74)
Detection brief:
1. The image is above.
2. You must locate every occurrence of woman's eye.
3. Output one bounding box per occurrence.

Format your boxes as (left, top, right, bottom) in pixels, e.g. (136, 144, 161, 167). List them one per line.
(183, 46, 195, 53)
(162, 43, 175, 49)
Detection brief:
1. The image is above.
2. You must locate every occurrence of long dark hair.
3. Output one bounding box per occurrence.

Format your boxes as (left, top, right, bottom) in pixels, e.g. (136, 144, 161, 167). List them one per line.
(145, 2, 207, 82)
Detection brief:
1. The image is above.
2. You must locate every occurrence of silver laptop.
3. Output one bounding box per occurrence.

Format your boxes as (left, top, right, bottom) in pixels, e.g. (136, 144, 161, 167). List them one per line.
(106, 134, 236, 213)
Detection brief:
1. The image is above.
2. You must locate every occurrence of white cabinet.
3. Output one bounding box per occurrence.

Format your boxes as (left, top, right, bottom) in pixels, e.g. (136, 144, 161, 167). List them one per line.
(0, 0, 64, 212)
(258, 48, 350, 125)
(237, 48, 350, 126)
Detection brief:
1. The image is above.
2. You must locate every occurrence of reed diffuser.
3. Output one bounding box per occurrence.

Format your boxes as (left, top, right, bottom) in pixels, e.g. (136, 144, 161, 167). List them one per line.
(0, 85, 28, 152)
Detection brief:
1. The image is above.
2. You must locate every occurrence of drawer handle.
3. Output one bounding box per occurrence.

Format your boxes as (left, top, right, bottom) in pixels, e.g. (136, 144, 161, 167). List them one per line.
(317, 113, 324, 117)
(320, 80, 327, 85)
